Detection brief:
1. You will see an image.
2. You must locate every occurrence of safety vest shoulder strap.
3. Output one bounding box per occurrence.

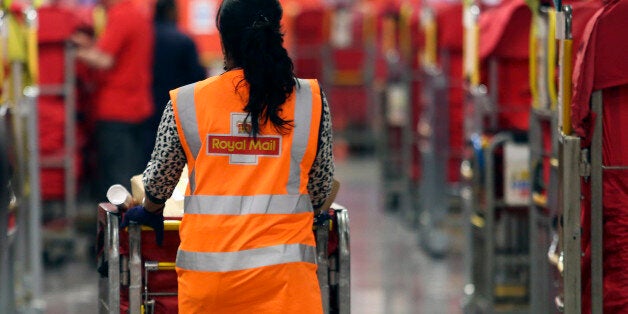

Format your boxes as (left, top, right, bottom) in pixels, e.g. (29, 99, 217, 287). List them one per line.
(288, 78, 317, 194)
(170, 82, 199, 193)
(172, 82, 201, 157)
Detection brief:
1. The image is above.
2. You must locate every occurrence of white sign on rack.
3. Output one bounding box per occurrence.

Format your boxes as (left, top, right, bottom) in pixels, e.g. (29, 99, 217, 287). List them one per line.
(504, 143, 531, 205)
(330, 9, 353, 48)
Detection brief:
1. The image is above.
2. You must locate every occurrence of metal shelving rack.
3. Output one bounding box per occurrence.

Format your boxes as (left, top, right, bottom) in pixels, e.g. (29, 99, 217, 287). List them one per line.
(461, 2, 532, 312)
(38, 38, 78, 265)
(527, 4, 561, 313)
(375, 9, 414, 219)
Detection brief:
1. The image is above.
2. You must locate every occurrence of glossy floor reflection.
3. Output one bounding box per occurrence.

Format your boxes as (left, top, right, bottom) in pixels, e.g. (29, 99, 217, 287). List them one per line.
(335, 156, 465, 314)
(42, 154, 465, 314)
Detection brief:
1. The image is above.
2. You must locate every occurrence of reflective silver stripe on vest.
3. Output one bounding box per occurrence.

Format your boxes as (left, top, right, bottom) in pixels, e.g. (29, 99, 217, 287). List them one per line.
(287, 79, 314, 194)
(175, 83, 199, 193)
(176, 243, 317, 272)
(185, 194, 313, 215)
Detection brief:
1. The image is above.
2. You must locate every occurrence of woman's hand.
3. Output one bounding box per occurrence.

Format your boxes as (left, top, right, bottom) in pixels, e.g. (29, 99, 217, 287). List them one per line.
(120, 206, 165, 246)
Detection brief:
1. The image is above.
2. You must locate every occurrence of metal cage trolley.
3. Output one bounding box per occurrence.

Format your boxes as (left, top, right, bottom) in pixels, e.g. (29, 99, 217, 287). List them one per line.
(97, 203, 351, 314)
(461, 1, 533, 312)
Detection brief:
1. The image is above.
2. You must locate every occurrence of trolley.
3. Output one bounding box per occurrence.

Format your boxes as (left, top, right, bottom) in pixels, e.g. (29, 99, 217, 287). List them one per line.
(527, 1, 602, 312)
(558, 0, 628, 312)
(323, 2, 378, 151)
(461, 0, 533, 312)
(416, 1, 464, 257)
(526, 3, 561, 312)
(37, 4, 82, 264)
(376, 3, 415, 220)
(97, 201, 351, 314)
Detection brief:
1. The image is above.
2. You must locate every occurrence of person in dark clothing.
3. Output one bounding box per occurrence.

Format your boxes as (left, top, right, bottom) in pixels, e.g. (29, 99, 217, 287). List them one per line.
(144, 0, 207, 164)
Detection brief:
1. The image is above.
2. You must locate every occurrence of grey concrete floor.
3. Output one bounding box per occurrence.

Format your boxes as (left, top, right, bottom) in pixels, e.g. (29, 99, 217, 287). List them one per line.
(40, 154, 465, 314)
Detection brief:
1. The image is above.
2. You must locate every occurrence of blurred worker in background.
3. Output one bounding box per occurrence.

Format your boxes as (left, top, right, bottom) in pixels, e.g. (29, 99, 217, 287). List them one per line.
(72, 0, 154, 199)
(119, 0, 335, 312)
(143, 0, 207, 165)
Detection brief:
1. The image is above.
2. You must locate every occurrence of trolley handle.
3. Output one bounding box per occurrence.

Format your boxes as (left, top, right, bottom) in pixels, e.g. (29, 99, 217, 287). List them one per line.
(140, 220, 181, 231)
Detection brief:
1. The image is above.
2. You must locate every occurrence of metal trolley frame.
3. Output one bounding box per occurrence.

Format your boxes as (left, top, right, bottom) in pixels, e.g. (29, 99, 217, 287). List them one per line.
(98, 203, 351, 314)
(555, 5, 585, 313)
(416, 6, 464, 257)
(376, 11, 415, 221)
(323, 4, 377, 151)
(556, 2, 628, 312)
(0, 4, 45, 313)
(418, 60, 451, 257)
(38, 39, 79, 265)
(527, 4, 561, 313)
(461, 2, 532, 312)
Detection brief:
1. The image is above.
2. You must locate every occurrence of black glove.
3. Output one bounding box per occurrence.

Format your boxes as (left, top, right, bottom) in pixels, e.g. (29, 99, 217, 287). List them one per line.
(120, 206, 164, 246)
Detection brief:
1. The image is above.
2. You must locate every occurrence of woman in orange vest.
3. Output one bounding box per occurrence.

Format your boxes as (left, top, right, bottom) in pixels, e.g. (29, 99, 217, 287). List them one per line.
(120, 0, 335, 312)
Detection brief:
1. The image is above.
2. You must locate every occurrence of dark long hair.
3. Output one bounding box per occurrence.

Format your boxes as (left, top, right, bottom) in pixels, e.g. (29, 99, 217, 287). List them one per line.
(216, 0, 296, 137)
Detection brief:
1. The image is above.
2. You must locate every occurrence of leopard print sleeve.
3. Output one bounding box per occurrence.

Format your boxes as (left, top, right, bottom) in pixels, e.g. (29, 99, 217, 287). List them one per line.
(308, 91, 335, 208)
(142, 101, 186, 204)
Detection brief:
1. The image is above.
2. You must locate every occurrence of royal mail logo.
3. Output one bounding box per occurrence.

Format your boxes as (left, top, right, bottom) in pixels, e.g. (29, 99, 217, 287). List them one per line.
(237, 121, 252, 134)
(207, 113, 282, 165)
(207, 135, 280, 156)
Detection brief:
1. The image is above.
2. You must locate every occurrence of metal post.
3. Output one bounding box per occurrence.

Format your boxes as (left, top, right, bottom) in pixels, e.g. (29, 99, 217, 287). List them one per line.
(336, 208, 351, 314)
(560, 134, 581, 313)
(10, 61, 25, 268)
(106, 212, 120, 314)
(433, 50, 451, 230)
(529, 10, 553, 312)
(2, 232, 16, 314)
(529, 114, 548, 313)
(555, 5, 581, 313)
(590, 91, 603, 314)
(460, 136, 480, 311)
(488, 58, 499, 130)
(128, 224, 142, 314)
(0, 8, 8, 306)
(400, 67, 413, 227)
(0, 104, 14, 314)
(10, 59, 32, 313)
(24, 9, 42, 290)
(10, 62, 25, 194)
(483, 140, 496, 310)
(316, 221, 330, 314)
(419, 55, 450, 256)
(63, 41, 77, 222)
(483, 133, 513, 311)
(24, 85, 44, 313)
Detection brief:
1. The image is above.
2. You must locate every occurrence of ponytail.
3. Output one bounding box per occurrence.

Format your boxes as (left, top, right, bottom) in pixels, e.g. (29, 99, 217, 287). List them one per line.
(217, 0, 296, 138)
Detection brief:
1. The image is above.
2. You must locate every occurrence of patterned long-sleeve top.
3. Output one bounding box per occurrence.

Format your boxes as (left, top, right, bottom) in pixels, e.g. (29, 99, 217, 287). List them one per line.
(142, 90, 335, 209)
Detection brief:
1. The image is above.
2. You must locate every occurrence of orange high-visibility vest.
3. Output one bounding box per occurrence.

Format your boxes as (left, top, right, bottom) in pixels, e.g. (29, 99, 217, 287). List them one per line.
(170, 69, 323, 314)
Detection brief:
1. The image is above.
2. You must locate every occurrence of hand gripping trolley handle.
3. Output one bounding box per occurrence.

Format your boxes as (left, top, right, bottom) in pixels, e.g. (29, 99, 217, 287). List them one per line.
(97, 203, 351, 314)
